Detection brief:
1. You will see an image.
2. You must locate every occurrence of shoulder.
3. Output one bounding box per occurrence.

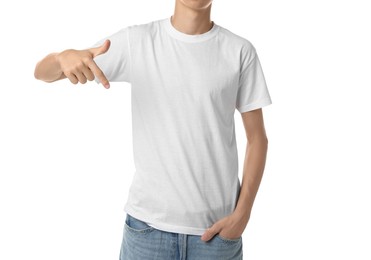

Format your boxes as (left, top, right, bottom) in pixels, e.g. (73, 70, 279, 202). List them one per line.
(217, 25, 257, 58)
(126, 18, 162, 38)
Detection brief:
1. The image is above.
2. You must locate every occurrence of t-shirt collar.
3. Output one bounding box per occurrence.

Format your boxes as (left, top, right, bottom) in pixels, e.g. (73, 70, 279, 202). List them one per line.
(163, 15, 220, 43)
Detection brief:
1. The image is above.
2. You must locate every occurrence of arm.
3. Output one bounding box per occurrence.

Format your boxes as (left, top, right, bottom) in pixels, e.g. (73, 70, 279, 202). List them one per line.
(201, 108, 269, 241)
(34, 40, 111, 88)
(234, 108, 268, 221)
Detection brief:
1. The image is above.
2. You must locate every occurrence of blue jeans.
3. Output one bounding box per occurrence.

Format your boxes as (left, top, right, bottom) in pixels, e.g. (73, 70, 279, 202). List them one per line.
(119, 213, 243, 260)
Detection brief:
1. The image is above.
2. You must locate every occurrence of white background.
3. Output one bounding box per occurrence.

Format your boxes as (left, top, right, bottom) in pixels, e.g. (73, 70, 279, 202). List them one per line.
(1, 0, 370, 259)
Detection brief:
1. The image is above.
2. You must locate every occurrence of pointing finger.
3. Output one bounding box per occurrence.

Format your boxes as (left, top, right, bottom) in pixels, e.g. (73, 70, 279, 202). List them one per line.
(87, 60, 110, 88)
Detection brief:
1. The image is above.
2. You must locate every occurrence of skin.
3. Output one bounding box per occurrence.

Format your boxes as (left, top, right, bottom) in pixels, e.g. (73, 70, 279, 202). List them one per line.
(34, 39, 111, 88)
(34, 0, 269, 243)
(200, 108, 268, 242)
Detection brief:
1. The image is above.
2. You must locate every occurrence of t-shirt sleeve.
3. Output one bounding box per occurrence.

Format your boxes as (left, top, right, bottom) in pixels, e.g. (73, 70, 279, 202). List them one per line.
(91, 27, 131, 84)
(236, 44, 272, 113)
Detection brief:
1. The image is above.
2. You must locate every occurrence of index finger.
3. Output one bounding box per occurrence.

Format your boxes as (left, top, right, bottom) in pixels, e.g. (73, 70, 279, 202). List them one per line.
(87, 60, 110, 89)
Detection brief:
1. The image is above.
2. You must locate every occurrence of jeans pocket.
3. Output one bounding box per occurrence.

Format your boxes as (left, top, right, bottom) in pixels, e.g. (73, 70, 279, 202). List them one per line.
(124, 214, 155, 234)
(215, 234, 242, 244)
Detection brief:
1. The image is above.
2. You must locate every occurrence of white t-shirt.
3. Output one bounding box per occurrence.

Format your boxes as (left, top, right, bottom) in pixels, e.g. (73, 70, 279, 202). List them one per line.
(93, 16, 272, 236)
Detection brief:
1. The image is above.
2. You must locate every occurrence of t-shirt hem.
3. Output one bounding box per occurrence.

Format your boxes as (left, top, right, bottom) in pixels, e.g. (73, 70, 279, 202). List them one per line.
(124, 205, 207, 236)
(237, 97, 272, 113)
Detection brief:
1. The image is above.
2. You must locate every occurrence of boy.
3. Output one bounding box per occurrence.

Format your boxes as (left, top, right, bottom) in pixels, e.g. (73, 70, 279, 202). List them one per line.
(34, 0, 272, 259)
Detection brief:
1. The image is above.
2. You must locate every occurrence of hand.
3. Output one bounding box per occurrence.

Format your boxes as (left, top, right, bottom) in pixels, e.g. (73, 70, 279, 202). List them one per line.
(200, 212, 250, 242)
(56, 39, 111, 88)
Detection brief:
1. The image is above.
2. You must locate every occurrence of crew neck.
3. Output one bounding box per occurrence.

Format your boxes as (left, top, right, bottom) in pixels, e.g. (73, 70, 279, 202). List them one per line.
(162, 16, 220, 43)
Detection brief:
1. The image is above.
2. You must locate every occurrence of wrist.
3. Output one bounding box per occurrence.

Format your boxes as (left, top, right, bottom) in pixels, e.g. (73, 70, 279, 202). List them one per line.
(52, 52, 64, 79)
(53, 52, 62, 69)
(234, 206, 251, 219)
(232, 209, 250, 226)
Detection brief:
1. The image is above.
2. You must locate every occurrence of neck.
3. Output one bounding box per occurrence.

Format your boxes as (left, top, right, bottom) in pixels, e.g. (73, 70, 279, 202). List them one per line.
(171, 1, 213, 35)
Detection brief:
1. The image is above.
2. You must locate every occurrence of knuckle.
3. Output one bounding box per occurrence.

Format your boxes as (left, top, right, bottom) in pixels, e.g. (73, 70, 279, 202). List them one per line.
(76, 61, 85, 70)
(68, 66, 78, 74)
(207, 228, 215, 235)
(82, 56, 92, 64)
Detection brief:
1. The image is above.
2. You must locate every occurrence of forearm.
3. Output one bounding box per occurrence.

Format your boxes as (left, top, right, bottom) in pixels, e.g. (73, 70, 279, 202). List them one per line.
(34, 52, 64, 82)
(234, 137, 268, 219)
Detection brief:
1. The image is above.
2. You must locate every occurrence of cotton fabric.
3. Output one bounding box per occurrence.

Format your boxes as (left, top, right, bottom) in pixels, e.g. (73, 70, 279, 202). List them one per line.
(93, 16, 272, 236)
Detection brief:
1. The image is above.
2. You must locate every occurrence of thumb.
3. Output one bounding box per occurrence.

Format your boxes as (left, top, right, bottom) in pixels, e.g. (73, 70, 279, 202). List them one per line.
(201, 226, 219, 242)
(89, 39, 111, 58)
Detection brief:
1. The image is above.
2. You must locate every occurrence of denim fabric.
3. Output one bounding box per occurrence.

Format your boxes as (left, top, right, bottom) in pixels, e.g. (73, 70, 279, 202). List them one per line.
(119, 213, 243, 260)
